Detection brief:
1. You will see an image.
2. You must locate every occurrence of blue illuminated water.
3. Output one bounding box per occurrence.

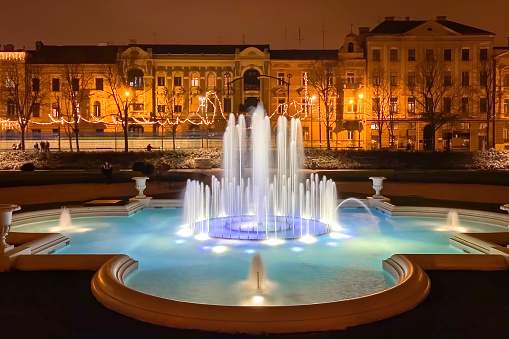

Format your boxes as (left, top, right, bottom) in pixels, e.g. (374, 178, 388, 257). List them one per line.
(13, 208, 508, 306)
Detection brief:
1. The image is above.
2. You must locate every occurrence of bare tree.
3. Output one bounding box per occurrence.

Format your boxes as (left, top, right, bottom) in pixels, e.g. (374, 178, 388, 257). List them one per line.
(307, 60, 341, 150)
(0, 56, 48, 150)
(157, 87, 188, 150)
(366, 66, 395, 150)
(406, 57, 464, 151)
(55, 64, 93, 151)
(478, 57, 500, 149)
(100, 48, 145, 152)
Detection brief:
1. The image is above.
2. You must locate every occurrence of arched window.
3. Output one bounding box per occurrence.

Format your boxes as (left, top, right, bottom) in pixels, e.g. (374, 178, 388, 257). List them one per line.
(128, 69, 144, 89)
(207, 73, 215, 88)
(191, 72, 199, 87)
(244, 69, 260, 91)
(348, 42, 354, 53)
(93, 101, 101, 117)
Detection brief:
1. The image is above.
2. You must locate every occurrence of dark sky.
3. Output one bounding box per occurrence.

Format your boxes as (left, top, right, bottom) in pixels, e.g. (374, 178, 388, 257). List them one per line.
(2, 0, 508, 50)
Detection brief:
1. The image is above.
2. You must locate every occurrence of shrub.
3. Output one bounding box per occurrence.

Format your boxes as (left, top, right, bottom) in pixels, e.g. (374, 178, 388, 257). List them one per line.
(141, 163, 155, 175)
(20, 163, 35, 171)
(132, 161, 145, 172)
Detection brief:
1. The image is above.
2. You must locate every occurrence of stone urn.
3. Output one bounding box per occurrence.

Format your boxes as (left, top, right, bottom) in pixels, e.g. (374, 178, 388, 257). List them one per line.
(132, 177, 149, 198)
(369, 177, 386, 198)
(0, 204, 20, 253)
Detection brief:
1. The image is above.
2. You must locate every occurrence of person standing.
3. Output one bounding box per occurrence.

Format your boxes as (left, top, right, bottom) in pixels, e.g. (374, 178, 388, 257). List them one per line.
(34, 142, 40, 152)
(101, 162, 113, 184)
(146, 144, 153, 152)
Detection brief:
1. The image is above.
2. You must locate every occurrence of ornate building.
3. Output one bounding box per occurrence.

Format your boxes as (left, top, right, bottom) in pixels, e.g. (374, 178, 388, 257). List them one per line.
(1, 16, 508, 151)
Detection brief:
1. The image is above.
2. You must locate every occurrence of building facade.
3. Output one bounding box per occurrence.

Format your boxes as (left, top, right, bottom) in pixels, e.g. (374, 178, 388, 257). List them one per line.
(1, 16, 508, 151)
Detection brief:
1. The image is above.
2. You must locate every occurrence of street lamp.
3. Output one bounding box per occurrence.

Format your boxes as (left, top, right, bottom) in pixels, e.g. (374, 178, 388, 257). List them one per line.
(358, 93, 364, 148)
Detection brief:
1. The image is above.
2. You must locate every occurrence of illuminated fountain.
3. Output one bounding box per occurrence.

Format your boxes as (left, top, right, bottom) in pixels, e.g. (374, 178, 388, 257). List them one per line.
(183, 104, 338, 241)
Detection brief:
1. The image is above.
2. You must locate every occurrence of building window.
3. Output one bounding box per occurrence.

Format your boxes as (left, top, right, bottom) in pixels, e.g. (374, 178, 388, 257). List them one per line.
(224, 98, 232, 113)
(207, 73, 215, 87)
(504, 99, 509, 117)
(72, 78, 79, 92)
(444, 71, 452, 87)
(408, 122, 416, 130)
(347, 130, 354, 140)
(461, 122, 470, 130)
(157, 105, 165, 113)
(390, 72, 398, 86)
(372, 49, 381, 61)
(277, 72, 285, 86)
(480, 71, 488, 87)
(132, 103, 144, 111)
(326, 72, 333, 86)
(31, 103, 40, 118)
(346, 99, 356, 113)
(461, 71, 470, 86)
(462, 48, 470, 61)
(443, 97, 452, 112)
(190, 73, 199, 87)
(51, 102, 59, 117)
(174, 105, 182, 113)
(128, 69, 144, 89)
(425, 49, 434, 61)
(480, 98, 487, 113)
(444, 49, 452, 61)
(389, 98, 398, 114)
(480, 49, 488, 61)
(348, 42, 354, 53)
(7, 99, 15, 116)
(52, 78, 60, 92)
(390, 48, 398, 61)
(372, 70, 380, 86)
(408, 49, 416, 61)
(93, 101, 101, 117)
(407, 72, 415, 86)
(157, 76, 166, 86)
(461, 97, 469, 114)
(95, 78, 103, 90)
(32, 78, 40, 92)
(207, 97, 215, 113)
(277, 99, 285, 114)
(372, 98, 380, 112)
(504, 75, 509, 87)
(174, 76, 182, 87)
(408, 97, 416, 114)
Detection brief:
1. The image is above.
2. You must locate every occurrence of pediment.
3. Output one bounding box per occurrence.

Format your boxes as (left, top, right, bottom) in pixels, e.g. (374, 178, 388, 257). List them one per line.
(238, 47, 267, 58)
(405, 21, 460, 37)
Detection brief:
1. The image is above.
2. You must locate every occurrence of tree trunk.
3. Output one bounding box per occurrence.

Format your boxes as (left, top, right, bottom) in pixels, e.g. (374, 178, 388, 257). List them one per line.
(172, 126, 176, 150)
(20, 125, 26, 150)
(326, 113, 331, 150)
(74, 116, 80, 152)
(378, 128, 383, 150)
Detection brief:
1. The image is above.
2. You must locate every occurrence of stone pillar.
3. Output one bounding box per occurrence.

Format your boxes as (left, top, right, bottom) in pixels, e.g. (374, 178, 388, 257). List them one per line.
(0, 204, 21, 253)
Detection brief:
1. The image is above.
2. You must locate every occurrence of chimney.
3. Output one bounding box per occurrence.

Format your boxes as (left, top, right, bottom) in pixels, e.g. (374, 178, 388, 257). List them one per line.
(385, 16, 395, 21)
(405, 17, 410, 21)
(358, 27, 370, 35)
(436, 16, 447, 20)
(3, 44, 14, 52)
(35, 41, 43, 51)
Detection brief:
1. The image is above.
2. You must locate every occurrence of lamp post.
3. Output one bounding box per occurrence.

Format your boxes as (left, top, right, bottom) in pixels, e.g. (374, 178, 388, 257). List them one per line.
(310, 95, 316, 148)
(358, 93, 364, 149)
(123, 91, 130, 152)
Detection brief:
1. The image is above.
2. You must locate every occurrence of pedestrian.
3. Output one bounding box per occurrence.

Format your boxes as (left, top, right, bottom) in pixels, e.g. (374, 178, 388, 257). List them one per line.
(34, 142, 39, 152)
(146, 144, 153, 152)
(40, 141, 45, 152)
(46, 141, 50, 152)
(101, 162, 113, 184)
(17, 141, 21, 150)
(12, 142, 17, 150)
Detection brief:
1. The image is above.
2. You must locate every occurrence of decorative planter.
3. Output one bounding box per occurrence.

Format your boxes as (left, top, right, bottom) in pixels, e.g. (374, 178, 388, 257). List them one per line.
(369, 177, 386, 198)
(132, 177, 149, 198)
(0, 204, 20, 253)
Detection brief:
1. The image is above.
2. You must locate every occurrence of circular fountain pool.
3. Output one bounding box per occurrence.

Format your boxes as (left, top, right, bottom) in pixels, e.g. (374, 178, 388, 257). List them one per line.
(13, 207, 509, 306)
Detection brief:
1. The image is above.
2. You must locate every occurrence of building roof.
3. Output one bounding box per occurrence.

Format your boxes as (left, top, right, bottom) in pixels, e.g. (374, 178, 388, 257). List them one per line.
(270, 50, 338, 60)
(27, 45, 119, 64)
(135, 44, 270, 55)
(370, 19, 494, 35)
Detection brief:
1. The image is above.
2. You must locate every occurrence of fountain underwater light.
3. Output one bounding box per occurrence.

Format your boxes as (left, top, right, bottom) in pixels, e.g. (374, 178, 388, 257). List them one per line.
(183, 104, 338, 240)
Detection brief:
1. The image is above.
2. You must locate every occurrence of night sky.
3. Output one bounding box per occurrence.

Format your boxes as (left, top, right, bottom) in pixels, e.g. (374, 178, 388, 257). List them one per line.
(2, 0, 508, 50)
